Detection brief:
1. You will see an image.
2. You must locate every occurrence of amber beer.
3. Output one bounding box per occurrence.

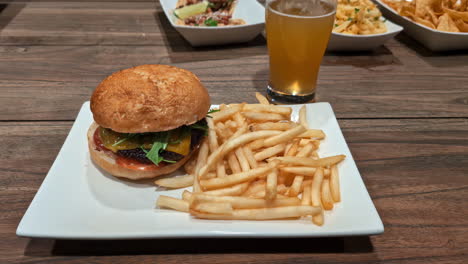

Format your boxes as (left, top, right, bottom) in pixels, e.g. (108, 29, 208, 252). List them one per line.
(266, 0, 336, 103)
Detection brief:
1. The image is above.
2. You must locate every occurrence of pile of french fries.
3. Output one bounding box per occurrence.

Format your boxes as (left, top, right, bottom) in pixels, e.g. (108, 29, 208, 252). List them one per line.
(155, 93, 345, 226)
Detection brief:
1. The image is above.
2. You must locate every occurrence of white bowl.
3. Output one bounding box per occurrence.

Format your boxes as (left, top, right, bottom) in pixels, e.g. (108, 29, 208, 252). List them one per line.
(159, 0, 265, 46)
(375, 0, 468, 51)
(327, 19, 403, 51)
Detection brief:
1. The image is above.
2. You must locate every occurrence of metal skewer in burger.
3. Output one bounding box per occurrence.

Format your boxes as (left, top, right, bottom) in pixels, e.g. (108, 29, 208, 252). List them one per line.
(87, 64, 210, 180)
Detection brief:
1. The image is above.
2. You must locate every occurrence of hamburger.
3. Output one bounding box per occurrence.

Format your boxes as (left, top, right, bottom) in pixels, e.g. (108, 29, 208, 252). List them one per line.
(88, 64, 211, 180)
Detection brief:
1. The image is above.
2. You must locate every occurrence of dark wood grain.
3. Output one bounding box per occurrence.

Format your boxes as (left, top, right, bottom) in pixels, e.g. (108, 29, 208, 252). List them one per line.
(0, 44, 467, 120)
(1, 120, 467, 263)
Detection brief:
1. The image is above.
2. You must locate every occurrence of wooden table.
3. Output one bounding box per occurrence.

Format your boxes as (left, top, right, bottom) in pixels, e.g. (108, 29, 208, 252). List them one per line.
(1, 1, 467, 263)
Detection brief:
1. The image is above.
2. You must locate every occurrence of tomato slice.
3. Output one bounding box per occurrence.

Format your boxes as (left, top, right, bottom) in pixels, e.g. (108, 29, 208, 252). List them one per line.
(116, 156, 165, 171)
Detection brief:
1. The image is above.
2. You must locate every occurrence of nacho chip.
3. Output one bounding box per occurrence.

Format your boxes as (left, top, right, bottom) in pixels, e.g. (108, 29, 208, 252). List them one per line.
(415, 0, 441, 17)
(437, 13, 460, 31)
(454, 17, 468, 31)
(427, 6, 439, 25)
(443, 7, 468, 22)
(415, 16, 437, 28)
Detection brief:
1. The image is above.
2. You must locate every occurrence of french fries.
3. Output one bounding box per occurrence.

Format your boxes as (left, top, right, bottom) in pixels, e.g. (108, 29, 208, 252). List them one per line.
(157, 195, 189, 212)
(156, 94, 345, 226)
(154, 174, 194, 189)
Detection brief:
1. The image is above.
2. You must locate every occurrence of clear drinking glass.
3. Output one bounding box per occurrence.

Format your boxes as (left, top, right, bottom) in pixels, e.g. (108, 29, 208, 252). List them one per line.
(265, 0, 337, 104)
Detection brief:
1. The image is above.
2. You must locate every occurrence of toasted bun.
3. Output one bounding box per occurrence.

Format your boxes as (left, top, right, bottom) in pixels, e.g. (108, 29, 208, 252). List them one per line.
(91, 64, 210, 133)
(87, 122, 192, 180)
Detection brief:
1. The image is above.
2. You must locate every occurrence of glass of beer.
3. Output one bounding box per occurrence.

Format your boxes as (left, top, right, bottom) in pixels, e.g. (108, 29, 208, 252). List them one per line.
(265, 0, 337, 104)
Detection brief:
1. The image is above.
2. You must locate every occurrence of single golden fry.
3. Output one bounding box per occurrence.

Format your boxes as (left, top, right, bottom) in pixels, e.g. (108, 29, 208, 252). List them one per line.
(312, 210, 324, 226)
(330, 165, 341, 202)
(243, 104, 292, 116)
(288, 175, 304, 197)
(298, 129, 325, 139)
(191, 193, 301, 209)
(243, 146, 258, 169)
(204, 182, 250, 196)
(271, 155, 346, 167)
(193, 202, 233, 214)
(311, 168, 324, 207)
(247, 138, 265, 150)
(200, 166, 272, 190)
(191, 205, 321, 220)
(263, 125, 307, 147)
(193, 140, 209, 192)
(265, 169, 278, 201)
(206, 118, 219, 153)
(254, 144, 286, 161)
(212, 104, 242, 122)
(299, 105, 308, 129)
(301, 183, 312, 205)
(251, 122, 295, 131)
(255, 92, 270, 105)
(321, 179, 334, 210)
(155, 174, 194, 189)
(235, 147, 250, 172)
(157, 195, 189, 212)
(280, 167, 331, 177)
(217, 161, 227, 178)
(227, 152, 242, 174)
(242, 112, 285, 122)
(285, 140, 300, 157)
(295, 142, 315, 158)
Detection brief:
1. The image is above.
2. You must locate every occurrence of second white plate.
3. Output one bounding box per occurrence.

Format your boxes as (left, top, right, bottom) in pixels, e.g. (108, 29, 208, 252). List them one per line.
(159, 0, 265, 46)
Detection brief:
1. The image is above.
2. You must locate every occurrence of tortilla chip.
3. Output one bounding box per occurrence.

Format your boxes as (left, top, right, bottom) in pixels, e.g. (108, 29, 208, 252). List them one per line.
(415, 16, 437, 28)
(459, 0, 467, 12)
(454, 17, 468, 31)
(443, 7, 468, 22)
(447, 13, 461, 31)
(427, 6, 439, 25)
(416, 0, 442, 17)
(437, 13, 460, 31)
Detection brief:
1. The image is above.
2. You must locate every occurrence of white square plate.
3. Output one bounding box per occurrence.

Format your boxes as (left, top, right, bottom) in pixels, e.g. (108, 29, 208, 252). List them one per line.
(159, 0, 265, 46)
(327, 19, 403, 51)
(375, 0, 468, 51)
(17, 102, 383, 239)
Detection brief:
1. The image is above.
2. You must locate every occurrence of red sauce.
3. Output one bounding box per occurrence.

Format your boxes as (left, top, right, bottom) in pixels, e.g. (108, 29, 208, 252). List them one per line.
(116, 156, 165, 171)
(93, 127, 165, 171)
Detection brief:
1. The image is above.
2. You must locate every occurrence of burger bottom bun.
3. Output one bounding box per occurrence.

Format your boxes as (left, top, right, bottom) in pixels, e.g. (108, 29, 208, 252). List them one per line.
(87, 122, 193, 180)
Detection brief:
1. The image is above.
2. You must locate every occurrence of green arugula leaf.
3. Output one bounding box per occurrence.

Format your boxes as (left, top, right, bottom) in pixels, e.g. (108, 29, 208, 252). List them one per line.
(355, 8, 360, 13)
(206, 108, 220, 118)
(190, 123, 208, 131)
(112, 133, 137, 147)
(143, 132, 169, 165)
(204, 18, 218, 27)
